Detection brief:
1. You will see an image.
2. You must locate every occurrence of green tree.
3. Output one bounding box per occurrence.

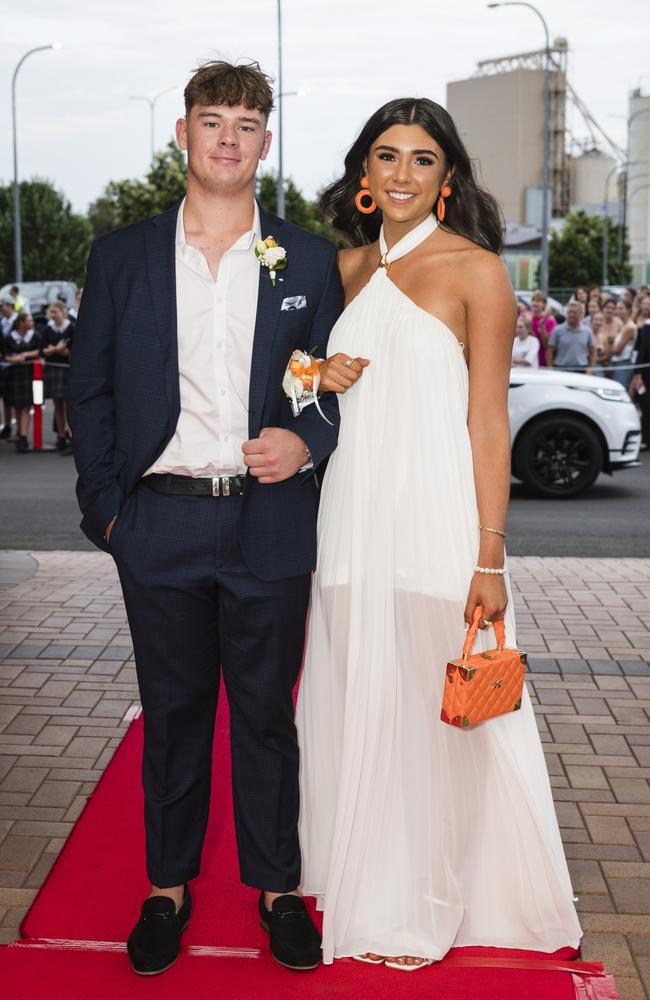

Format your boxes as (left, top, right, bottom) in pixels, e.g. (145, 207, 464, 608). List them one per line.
(257, 172, 342, 247)
(88, 141, 187, 236)
(542, 210, 632, 289)
(0, 179, 92, 284)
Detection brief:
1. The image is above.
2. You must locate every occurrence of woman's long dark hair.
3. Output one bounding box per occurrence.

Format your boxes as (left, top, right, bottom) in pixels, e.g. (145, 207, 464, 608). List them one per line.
(321, 98, 504, 254)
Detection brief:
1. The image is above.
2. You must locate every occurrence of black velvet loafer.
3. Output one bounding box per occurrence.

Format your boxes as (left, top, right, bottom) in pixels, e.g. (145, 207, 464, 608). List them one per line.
(127, 885, 192, 975)
(259, 892, 321, 970)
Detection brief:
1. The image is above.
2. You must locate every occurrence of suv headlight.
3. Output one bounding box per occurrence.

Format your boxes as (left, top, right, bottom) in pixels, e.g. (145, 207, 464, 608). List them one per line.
(584, 387, 630, 402)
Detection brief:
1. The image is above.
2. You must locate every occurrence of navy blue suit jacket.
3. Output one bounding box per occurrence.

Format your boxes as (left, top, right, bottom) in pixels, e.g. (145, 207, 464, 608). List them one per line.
(68, 201, 343, 580)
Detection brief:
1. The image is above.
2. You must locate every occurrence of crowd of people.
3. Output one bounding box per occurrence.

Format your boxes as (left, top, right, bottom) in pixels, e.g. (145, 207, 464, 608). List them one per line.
(512, 284, 650, 449)
(2, 279, 649, 453)
(0, 285, 82, 454)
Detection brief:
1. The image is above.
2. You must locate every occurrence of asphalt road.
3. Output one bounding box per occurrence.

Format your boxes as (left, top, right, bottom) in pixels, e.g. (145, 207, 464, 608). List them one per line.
(0, 427, 647, 556)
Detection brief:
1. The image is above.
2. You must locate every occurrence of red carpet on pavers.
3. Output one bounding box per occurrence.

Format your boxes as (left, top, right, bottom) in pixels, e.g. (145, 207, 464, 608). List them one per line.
(1, 686, 617, 999)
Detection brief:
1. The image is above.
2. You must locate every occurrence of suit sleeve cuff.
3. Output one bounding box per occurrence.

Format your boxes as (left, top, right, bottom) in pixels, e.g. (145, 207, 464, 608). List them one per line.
(84, 481, 124, 541)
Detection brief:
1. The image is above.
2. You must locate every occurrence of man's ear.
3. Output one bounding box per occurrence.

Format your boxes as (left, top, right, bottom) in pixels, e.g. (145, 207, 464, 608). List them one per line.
(260, 129, 273, 163)
(176, 117, 188, 151)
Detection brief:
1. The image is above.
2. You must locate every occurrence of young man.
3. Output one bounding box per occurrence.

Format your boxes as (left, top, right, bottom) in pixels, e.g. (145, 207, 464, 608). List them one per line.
(69, 60, 343, 976)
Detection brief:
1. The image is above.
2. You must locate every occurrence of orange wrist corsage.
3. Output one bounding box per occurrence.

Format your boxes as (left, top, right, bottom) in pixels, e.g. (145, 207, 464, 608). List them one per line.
(282, 349, 333, 425)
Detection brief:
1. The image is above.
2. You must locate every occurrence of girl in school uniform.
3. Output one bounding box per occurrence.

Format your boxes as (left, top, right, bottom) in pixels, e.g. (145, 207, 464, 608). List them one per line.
(41, 302, 75, 450)
(1, 313, 42, 452)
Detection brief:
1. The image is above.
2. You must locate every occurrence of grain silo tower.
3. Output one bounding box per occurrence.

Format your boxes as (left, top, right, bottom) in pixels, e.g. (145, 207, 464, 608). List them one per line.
(628, 88, 650, 266)
(446, 40, 570, 228)
(570, 148, 618, 219)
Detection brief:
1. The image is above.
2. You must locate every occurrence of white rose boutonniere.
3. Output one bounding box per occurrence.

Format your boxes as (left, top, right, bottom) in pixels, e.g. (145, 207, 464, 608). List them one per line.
(255, 235, 287, 286)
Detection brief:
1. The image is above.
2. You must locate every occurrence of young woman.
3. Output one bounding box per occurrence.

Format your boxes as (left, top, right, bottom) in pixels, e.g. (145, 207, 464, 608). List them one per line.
(1, 313, 41, 452)
(591, 311, 610, 376)
(41, 301, 74, 449)
(587, 285, 602, 307)
(601, 299, 622, 344)
(530, 290, 556, 366)
(296, 98, 581, 970)
(586, 297, 600, 327)
(574, 286, 588, 308)
(511, 314, 539, 367)
(610, 299, 637, 389)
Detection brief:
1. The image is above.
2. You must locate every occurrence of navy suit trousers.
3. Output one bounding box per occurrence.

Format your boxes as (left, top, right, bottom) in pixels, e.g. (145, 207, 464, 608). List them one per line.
(110, 479, 311, 891)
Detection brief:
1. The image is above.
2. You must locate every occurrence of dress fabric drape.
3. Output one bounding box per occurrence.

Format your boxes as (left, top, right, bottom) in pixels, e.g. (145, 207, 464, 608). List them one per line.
(296, 221, 582, 963)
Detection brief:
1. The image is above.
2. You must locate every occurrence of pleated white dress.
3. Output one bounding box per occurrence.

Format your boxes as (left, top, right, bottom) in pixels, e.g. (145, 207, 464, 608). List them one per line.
(296, 216, 582, 964)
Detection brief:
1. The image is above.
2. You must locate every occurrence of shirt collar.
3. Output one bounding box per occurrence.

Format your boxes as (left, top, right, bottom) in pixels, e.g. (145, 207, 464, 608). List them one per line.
(175, 197, 261, 255)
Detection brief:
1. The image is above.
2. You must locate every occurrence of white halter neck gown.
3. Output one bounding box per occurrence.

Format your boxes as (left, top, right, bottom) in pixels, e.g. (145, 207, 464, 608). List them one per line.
(296, 216, 582, 963)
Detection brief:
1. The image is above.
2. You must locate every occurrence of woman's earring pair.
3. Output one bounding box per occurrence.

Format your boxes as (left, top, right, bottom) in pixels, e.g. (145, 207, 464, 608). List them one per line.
(355, 177, 376, 215)
(437, 184, 453, 222)
(356, 176, 453, 220)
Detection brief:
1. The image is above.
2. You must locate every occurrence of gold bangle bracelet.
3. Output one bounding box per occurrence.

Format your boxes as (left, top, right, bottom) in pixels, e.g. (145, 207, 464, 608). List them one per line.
(479, 525, 506, 539)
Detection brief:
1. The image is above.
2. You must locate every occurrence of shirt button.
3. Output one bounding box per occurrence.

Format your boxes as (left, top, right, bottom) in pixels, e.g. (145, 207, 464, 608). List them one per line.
(224, 435, 230, 442)
(220, 389, 226, 396)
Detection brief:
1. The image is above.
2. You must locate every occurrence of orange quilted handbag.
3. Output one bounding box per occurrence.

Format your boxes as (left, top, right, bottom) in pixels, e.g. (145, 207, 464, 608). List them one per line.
(440, 605, 527, 729)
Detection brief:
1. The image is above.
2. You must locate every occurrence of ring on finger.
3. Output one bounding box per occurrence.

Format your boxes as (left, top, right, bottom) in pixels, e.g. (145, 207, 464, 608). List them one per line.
(345, 358, 355, 368)
(479, 617, 492, 627)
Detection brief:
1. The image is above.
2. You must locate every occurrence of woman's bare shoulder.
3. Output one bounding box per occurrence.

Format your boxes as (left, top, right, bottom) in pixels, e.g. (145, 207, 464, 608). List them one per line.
(459, 244, 512, 292)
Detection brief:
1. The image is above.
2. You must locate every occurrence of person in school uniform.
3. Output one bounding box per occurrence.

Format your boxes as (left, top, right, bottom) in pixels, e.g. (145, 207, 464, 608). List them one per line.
(1, 312, 42, 452)
(41, 301, 74, 450)
(0, 299, 18, 438)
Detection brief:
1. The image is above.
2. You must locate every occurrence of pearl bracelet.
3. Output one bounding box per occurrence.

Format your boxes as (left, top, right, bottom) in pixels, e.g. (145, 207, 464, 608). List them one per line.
(474, 565, 507, 575)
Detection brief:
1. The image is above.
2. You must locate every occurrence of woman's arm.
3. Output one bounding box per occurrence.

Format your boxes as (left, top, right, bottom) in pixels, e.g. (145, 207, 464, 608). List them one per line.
(612, 324, 636, 356)
(463, 253, 516, 628)
(318, 248, 371, 393)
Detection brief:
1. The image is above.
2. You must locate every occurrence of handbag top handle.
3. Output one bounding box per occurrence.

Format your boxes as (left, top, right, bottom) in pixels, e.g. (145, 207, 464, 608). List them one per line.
(462, 605, 506, 661)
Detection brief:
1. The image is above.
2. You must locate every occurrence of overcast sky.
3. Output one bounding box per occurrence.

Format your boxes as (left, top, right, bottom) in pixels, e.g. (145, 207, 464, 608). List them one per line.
(2, 0, 648, 214)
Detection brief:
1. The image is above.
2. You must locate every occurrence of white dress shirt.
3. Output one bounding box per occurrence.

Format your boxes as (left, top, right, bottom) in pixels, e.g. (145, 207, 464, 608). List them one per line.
(146, 197, 261, 477)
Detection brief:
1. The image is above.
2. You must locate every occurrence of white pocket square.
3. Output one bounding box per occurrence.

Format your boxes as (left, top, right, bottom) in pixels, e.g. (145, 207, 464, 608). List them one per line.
(281, 295, 307, 312)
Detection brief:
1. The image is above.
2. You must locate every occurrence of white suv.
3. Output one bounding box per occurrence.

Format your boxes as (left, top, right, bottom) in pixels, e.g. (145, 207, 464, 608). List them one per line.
(509, 368, 641, 498)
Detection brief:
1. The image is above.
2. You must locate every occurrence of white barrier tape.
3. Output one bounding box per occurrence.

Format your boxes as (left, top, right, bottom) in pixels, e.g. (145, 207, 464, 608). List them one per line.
(32, 380, 44, 405)
(551, 361, 650, 371)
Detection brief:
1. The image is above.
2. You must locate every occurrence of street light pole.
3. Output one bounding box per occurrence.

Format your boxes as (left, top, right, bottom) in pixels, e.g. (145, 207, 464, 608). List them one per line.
(488, 2, 551, 292)
(11, 43, 62, 282)
(602, 163, 619, 286)
(276, 0, 285, 218)
(130, 86, 176, 163)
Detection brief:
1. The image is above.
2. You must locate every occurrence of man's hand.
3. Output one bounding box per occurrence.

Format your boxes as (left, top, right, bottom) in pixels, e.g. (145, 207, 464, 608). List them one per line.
(242, 428, 309, 484)
(105, 515, 118, 543)
(318, 353, 370, 394)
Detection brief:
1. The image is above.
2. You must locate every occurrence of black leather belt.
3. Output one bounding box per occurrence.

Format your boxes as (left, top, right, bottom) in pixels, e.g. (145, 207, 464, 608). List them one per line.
(144, 473, 246, 497)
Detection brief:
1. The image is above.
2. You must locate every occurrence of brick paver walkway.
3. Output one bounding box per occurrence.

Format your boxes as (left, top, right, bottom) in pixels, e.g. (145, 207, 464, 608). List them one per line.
(0, 552, 649, 998)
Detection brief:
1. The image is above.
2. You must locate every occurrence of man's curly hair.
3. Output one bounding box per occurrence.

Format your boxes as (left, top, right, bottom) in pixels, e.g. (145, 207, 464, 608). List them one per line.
(184, 60, 274, 119)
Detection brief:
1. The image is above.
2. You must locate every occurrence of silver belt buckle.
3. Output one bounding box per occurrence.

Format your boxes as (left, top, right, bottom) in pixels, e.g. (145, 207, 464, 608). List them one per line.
(221, 476, 231, 497)
(211, 477, 220, 497)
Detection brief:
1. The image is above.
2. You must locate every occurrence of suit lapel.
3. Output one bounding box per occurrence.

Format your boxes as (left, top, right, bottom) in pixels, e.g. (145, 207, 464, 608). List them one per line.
(248, 205, 286, 438)
(144, 202, 181, 422)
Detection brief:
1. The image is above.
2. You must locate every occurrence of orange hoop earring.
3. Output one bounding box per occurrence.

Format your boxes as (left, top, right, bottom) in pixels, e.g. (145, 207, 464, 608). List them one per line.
(437, 184, 453, 222)
(355, 176, 377, 215)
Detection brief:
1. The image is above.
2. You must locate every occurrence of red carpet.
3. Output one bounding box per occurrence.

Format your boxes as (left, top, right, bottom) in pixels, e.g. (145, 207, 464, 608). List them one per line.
(1, 687, 617, 999)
